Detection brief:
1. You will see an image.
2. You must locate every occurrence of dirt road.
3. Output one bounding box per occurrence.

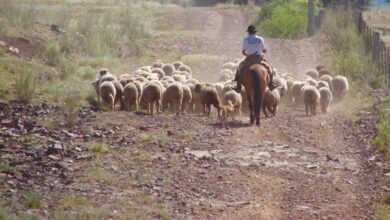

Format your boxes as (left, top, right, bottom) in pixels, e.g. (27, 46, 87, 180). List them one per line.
(0, 6, 381, 220)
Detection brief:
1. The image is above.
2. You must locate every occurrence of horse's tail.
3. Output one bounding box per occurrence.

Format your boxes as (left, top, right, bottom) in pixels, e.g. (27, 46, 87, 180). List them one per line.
(251, 69, 262, 118)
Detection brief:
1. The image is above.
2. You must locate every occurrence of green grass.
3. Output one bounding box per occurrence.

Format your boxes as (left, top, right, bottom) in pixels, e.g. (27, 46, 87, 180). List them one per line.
(1, 161, 13, 174)
(377, 194, 390, 220)
(15, 73, 36, 103)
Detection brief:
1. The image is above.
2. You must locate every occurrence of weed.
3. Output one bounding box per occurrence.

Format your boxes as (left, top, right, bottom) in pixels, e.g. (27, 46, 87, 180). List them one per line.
(43, 41, 62, 67)
(1, 162, 13, 174)
(374, 119, 390, 152)
(21, 190, 41, 209)
(63, 91, 81, 127)
(59, 196, 90, 208)
(15, 73, 36, 103)
(377, 194, 390, 220)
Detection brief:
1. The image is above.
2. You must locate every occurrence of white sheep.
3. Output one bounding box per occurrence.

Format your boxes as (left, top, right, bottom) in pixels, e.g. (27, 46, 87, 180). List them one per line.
(140, 82, 162, 115)
(162, 64, 176, 76)
(123, 82, 139, 111)
(301, 85, 320, 116)
(99, 81, 116, 111)
(332, 76, 349, 101)
(319, 87, 332, 113)
(263, 88, 280, 117)
(305, 68, 319, 79)
(222, 90, 242, 118)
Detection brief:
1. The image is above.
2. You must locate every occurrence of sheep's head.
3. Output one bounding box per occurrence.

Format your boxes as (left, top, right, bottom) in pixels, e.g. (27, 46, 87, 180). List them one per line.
(99, 68, 109, 76)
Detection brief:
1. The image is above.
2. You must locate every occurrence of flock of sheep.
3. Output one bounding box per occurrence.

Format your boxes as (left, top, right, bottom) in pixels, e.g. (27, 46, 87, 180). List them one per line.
(91, 59, 349, 123)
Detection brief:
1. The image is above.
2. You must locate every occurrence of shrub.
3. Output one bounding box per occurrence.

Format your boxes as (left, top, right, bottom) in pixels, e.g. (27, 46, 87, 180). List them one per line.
(254, 0, 308, 38)
(15, 73, 36, 103)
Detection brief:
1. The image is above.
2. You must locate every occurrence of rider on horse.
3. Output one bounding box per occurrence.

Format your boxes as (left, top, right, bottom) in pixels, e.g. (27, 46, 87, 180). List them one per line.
(234, 25, 277, 93)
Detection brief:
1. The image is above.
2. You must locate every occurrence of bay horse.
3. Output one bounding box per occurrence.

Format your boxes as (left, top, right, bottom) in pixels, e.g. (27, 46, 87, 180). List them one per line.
(241, 64, 270, 126)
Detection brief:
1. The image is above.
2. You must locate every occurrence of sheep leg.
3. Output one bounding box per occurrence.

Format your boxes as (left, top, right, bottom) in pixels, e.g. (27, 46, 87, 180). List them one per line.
(313, 104, 316, 116)
(273, 105, 278, 116)
(135, 99, 139, 111)
(305, 103, 309, 116)
(206, 104, 211, 117)
(151, 101, 155, 115)
(262, 104, 268, 118)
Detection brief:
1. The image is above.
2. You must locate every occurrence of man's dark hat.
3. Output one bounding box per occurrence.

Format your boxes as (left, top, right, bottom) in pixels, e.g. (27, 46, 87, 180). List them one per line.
(246, 25, 257, 33)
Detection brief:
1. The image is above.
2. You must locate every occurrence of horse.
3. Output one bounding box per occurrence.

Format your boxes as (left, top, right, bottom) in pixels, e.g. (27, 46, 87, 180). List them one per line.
(241, 64, 270, 126)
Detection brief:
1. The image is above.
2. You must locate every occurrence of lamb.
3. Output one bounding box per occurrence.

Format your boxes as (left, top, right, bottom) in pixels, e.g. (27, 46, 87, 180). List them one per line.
(262, 88, 280, 117)
(123, 83, 139, 111)
(222, 90, 242, 118)
(301, 85, 320, 116)
(181, 84, 192, 113)
(99, 81, 116, 111)
(305, 68, 319, 79)
(162, 64, 175, 76)
(319, 87, 332, 113)
(140, 82, 162, 115)
(162, 83, 183, 115)
(220, 100, 235, 125)
(172, 61, 184, 70)
(195, 83, 221, 118)
(332, 76, 349, 101)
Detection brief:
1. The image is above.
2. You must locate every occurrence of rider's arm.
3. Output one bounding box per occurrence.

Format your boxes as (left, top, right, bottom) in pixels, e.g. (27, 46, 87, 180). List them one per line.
(262, 49, 267, 54)
(242, 49, 247, 56)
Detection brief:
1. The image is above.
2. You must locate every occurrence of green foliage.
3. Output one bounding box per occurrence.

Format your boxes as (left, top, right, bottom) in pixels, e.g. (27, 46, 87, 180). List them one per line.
(15, 73, 36, 103)
(320, 11, 381, 91)
(254, 0, 308, 38)
(377, 194, 390, 220)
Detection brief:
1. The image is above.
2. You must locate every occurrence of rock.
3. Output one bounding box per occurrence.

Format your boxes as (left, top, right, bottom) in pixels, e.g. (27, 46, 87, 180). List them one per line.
(306, 164, 318, 169)
(48, 155, 59, 161)
(185, 150, 212, 160)
(326, 154, 339, 162)
(256, 151, 271, 158)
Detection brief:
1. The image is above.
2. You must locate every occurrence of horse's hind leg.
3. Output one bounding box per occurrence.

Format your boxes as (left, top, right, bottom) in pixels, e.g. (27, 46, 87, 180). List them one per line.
(248, 100, 254, 124)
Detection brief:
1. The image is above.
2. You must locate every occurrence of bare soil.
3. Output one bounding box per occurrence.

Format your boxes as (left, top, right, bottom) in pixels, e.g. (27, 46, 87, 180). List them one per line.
(0, 6, 384, 220)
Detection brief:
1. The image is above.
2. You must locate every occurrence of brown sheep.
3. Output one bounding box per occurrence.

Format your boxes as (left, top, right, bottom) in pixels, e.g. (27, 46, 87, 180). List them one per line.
(195, 83, 221, 118)
(222, 90, 242, 118)
(123, 83, 139, 111)
(140, 82, 162, 115)
(301, 85, 320, 116)
(318, 68, 331, 77)
(162, 83, 183, 115)
(319, 87, 332, 113)
(263, 88, 280, 117)
(315, 65, 326, 72)
(99, 81, 116, 111)
(181, 84, 192, 113)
